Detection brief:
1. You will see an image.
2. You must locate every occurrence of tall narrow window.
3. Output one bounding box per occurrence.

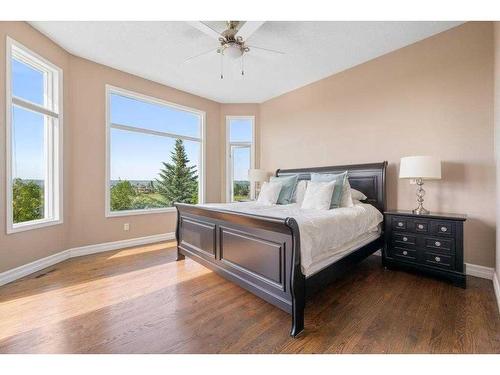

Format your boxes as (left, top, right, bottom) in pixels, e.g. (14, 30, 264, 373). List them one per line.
(6, 38, 63, 233)
(106, 86, 204, 216)
(226, 116, 254, 202)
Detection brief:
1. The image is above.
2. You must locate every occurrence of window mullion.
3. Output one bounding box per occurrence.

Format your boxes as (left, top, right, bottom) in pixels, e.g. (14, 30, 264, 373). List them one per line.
(12, 97, 59, 118)
(110, 122, 201, 143)
(44, 115, 51, 220)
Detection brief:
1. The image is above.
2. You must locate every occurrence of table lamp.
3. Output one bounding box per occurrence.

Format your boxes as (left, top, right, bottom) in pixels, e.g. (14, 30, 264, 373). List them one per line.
(248, 169, 267, 199)
(399, 156, 441, 215)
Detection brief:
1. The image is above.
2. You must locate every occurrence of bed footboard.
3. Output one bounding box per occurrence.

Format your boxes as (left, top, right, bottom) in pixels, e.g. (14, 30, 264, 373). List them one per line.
(175, 203, 305, 336)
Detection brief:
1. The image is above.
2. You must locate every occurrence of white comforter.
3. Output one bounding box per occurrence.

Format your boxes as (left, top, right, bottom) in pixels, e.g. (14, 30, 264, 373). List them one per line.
(198, 201, 383, 275)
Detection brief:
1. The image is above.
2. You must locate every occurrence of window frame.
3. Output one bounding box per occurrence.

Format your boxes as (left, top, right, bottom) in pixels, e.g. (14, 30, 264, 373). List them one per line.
(5, 37, 63, 234)
(105, 85, 206, 217)
(225, 115, 255, 202)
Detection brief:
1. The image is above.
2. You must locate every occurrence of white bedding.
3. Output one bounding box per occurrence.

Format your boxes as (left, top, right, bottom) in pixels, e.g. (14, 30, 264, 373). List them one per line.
(198, 201, 383, 276)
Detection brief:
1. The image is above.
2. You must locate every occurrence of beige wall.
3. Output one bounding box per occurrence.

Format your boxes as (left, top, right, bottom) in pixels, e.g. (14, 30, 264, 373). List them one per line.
(494, 22, 500, 280)
(260, 22, 496, 267)
(68, 57, 221, 248)
(219, 104, 260, 202)
(0, 22, 223, 272)
(0, 22, 71, 272)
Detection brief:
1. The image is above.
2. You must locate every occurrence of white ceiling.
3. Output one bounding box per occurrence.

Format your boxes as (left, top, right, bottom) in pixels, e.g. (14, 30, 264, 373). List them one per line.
(30, 21, 463, 103)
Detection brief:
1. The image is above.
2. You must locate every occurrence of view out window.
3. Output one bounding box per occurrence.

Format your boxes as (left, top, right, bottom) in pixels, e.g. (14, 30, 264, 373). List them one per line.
(6, 38, 62, 233)
(107, 87, 204, 216)
(226, 116, 254, 202)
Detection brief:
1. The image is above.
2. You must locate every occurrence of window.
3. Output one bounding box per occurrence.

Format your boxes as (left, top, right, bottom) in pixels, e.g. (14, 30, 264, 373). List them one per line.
(106, 86, 204, 216)
(226, 116, 255, 202)
(6, 38, 63, 233)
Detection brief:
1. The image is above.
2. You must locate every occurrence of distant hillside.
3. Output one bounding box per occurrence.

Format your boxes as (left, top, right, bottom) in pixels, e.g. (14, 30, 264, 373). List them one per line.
(110, 180, 155, 187)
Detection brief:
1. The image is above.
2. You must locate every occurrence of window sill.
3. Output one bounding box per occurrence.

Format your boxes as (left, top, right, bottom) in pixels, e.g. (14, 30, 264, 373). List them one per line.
(105, 207, 177, 218)
(7, 218, 63, 234)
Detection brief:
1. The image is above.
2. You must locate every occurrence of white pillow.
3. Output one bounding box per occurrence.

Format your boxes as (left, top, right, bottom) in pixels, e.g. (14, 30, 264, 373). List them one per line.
(257, 181, 283, 205)
(350, 188, 367, 201)
(340, 179, 354, 208)
(301, 181, 336, 210)
(292, 180, 308, 205)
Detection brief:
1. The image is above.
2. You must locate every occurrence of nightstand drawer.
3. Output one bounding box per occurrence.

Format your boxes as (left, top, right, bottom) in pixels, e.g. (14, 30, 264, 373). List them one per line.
(392, 217, 408, 231)
(391, 217, 429, 233)
(413, 220, 429, 233)
(389, 246, 417, 261)
(392, 233, 417, 248)
(430, 221, 454, 237)
(422, 252, 453, 270)
(423, 237, 454, 253)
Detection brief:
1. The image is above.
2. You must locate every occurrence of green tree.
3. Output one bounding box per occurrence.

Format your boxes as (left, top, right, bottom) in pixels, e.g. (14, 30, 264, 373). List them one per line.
(156, 139, 198, 206)
(12, 178, 44, 223)
(110, 180, 136, 211)
(233, 181, 250, 200)
(148, 180, 156, 193)
(132, 194, 166, 210)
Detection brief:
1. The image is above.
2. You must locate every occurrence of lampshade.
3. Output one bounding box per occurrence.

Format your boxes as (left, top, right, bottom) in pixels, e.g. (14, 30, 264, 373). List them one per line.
(248, 169, 267, 182)
(399, 156, 441, 180)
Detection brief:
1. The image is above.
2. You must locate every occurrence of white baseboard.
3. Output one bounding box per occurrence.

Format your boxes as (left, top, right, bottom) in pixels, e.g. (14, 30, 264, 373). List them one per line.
(0, 232, 175, 287)
(465, 263, 495, 280)
(70, 232, 175, 258)
(372, 250, 495, 280)
(493, 272, 500, 314)
(0, 249, 72, 288)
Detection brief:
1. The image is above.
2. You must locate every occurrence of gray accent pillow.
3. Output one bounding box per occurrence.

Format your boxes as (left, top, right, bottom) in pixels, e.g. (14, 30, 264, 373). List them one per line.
(270, 174, 299, 204)
(310, 171, 348, 209)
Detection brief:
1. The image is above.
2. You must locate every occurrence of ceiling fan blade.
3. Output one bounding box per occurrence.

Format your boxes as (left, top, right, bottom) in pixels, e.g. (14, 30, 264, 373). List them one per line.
(236, 21, 265, 41)
(187, 21, 222, 40)
(247, 45, 285, 55)
(184, 48, 218, 63)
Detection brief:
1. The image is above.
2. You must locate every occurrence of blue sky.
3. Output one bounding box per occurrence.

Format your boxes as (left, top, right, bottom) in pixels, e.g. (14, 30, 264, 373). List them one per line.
(11, 57, 253, 182)
(11, 59, 45, 180)
(110, 94, 201, 181)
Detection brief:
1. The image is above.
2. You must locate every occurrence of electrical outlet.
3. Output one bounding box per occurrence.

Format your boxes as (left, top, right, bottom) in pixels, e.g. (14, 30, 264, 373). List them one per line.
(123, 223, 130, 231)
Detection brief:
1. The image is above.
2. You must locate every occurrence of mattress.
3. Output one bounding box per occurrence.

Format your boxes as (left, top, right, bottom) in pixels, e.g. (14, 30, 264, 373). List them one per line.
(198, 201, 383, 276)
(303, 228, 381, 277)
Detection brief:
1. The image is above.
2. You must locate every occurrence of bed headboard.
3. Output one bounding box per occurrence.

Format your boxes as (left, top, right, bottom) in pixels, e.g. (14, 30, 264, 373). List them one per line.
(276, 161, 387, 213)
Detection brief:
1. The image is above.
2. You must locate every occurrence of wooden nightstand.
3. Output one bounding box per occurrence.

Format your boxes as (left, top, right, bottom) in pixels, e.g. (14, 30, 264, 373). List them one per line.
(383, 210, 467, 288)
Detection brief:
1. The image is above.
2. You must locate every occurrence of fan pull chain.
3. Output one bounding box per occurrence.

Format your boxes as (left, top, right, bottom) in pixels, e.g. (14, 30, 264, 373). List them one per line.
(241, 54, 245, 76)
(220, 51, 224, 79)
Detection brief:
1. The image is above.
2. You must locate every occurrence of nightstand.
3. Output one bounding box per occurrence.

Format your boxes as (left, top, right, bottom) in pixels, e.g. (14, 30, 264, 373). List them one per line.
(383, 210, 467, 288)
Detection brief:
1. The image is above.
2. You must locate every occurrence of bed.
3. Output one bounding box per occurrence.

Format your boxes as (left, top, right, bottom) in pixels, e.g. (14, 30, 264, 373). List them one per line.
(175, 162, 387, 337)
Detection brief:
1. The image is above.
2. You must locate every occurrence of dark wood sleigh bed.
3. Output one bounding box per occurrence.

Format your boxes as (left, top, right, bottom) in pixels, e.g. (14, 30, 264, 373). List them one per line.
(174, 162, 387, 337)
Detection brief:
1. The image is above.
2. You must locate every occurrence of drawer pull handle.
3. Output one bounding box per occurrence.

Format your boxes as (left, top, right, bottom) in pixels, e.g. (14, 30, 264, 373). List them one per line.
(441, 226, 447, 232)
(435, 241, 441, 247)
(418, 224, 424, 230)
(402, 237, 408, 242)
(435, 256, 441, 262)
(403, 251, 408, 256)
(397, 222, 404, 227)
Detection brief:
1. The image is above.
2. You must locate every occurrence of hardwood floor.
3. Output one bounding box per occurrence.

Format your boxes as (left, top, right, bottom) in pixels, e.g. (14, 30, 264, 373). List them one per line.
(0, 241, 499, 353)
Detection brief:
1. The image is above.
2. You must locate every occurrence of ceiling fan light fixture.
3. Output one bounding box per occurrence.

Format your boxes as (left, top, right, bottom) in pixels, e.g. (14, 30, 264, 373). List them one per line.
(223, 42, 243, 59)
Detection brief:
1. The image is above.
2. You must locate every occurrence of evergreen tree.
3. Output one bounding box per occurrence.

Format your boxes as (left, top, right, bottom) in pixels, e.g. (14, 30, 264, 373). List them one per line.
(156, 139, 198, 205)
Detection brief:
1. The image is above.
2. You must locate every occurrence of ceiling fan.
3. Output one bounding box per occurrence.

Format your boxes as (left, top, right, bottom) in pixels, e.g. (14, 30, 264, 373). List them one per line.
(186, 21, 285, 78)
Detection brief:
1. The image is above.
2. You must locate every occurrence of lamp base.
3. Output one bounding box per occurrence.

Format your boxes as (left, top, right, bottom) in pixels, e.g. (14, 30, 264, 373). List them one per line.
(412, 207, 430, 215)
(413, 178, 430, 215)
